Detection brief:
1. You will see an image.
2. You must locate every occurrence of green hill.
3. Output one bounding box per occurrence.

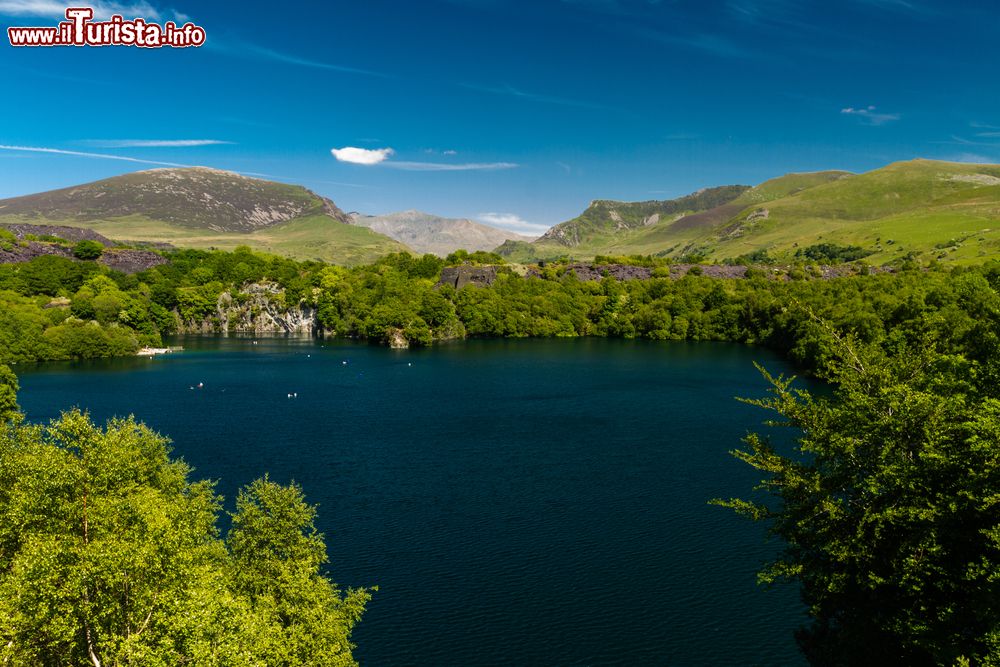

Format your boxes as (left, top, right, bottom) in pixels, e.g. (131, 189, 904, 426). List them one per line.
(499, 160, 1000, 265)
(0, 168, 408, 265)
(538, 185, 750, 247)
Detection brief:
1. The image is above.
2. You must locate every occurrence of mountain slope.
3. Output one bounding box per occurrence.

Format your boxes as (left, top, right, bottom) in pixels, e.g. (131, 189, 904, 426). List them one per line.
(538, 185, 750, 248)
(0, 168, 408, 264)
(499, 160, 1000, 265)
(709, 159, 1000, 263)
(350, 210, 533, 256)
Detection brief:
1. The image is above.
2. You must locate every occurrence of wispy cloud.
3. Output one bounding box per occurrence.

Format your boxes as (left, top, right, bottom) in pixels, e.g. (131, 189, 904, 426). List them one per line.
(850, 0, 934, 16)
(478, 212, 550, 235)
(935, 135, 1000, 148)
(207, 38, 386, 77)
(331, 145, 516, 171)
(0, 144, 275, 176)
(0, 0, 183, 21)
(82, 139, 234, 148)
(970, 123, 1000, 139)
(841, 105, 900, 126)
(0, 144, 195, 167)
(461, 82, 626, 113)
(331, 146, 394, 165)
(385, 161, 517, 172)
(633, 26, 753, 59)
(938, 152, 997, 164)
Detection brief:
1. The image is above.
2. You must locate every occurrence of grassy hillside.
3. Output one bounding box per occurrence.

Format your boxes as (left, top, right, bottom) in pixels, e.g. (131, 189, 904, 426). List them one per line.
(500, 160, 1000, 265)
(538, 185, 750, 247)
(0, 168, 408, 265)
(732, 171, 852, 205)
(712, 160, 1000, 264)
(0, 213, 408, 265)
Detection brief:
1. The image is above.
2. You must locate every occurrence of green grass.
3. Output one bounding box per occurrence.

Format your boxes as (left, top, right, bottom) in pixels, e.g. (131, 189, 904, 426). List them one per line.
(732, 170, 852, 205)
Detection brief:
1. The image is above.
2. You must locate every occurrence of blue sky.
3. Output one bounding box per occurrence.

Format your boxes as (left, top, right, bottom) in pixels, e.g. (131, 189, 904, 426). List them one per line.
(1, 0, 997, 234)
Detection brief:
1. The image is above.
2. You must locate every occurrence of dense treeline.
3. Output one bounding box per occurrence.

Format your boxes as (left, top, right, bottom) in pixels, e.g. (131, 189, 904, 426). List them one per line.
(3, 247, 999, 384)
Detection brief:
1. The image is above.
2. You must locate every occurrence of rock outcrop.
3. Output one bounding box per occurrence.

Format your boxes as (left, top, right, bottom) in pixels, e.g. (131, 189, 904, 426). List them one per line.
(0, 239, 167, 273)
(436, 265, 498, 289)
(178, 282, 319, 334)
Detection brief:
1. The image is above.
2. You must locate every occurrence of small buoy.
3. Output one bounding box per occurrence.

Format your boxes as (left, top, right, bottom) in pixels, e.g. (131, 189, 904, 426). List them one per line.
(342, 360, 347, 365)
(408, 362, 412, 367)
(287, 393, 292, 398)
(293, 392, 298, 398)
(197, 382, 204, 388)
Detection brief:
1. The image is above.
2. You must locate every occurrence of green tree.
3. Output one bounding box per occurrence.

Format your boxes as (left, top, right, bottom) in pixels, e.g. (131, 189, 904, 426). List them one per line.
(0, 364, 18, 422)
(716, 335, 1000, 666)
(73, 240, 105, 261)
(0, 411, 370, 665)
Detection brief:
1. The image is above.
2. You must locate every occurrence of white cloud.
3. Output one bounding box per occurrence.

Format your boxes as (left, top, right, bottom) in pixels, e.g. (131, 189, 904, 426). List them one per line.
(84, 139, 233, 148)
(0, 144, 271, 176)
(0, 144, 193, 167)
(840, 105, 901, 126)
(0, 0, 178, 21)
(478, 212, 550, 235)
(331, 146, 515, 171)
(331, 146, 394, 165)
(206, 38, 385, 77)
(443, 149, 458, 155)
(940, 152, 997, 165)
(385, 161, 517, 171)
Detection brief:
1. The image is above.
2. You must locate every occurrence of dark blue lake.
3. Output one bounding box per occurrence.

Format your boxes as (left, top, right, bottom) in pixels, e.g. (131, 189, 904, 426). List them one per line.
(16, 337, 809, 666)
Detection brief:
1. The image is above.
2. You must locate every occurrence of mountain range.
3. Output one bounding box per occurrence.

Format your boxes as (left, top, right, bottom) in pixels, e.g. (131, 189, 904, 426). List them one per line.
(349, 210, 533, 256)
(3, 159, 1000, 266)
(499, 160, 1000, 265)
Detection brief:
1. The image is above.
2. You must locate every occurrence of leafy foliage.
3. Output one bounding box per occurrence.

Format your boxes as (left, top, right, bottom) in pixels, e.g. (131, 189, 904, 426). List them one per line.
(0, 364, 18, 423)
(716, 330, 1000, 665)
(0, 407, 370, 666)
(72, 240, 104, 260)
(795, 242, 872, 264)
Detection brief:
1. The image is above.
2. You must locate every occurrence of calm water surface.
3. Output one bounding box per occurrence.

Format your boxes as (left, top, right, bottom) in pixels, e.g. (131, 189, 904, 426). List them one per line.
(17, 337, 810, 666)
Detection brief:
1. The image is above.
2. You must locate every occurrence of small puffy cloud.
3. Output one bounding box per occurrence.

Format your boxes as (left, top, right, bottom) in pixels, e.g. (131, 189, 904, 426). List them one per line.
(331, 146, 394, 165)
(478, 212, 550, 236)
(443, 149, 458, 155)
(841, 105, 900, 126)
(332, 146, 514, 171)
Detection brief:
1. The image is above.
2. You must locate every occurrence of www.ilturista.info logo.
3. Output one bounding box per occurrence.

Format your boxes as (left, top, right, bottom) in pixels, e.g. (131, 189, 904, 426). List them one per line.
(7, 7, 206, 48)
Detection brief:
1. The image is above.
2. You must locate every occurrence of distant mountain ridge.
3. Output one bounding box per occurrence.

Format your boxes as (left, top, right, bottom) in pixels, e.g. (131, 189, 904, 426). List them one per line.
(349, 209, 533, 256)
